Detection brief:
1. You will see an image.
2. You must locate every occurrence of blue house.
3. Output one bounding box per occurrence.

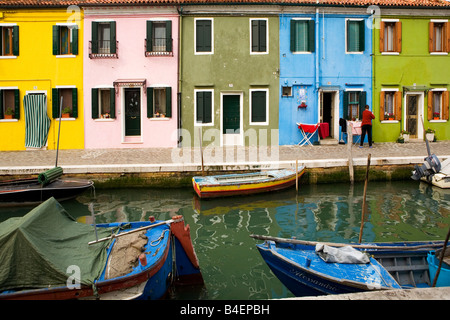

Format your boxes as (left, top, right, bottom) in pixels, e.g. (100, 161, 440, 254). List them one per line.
(279, 10, 373, 145)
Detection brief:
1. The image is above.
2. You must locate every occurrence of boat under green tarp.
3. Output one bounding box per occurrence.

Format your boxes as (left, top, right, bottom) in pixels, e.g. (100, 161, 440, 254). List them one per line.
(0, 197, 114, 292)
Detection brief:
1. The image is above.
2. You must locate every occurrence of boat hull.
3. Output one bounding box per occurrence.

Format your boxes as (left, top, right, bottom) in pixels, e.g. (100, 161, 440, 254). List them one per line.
(193, 167, 305, 198)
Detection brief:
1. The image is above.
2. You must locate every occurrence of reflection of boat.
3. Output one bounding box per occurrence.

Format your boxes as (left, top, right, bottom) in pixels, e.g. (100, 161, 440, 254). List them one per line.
(0, 167, 93, 206)
(252, 235, 447, 297)
(0, 197, 203, 300)
(192, 167, 305, 199)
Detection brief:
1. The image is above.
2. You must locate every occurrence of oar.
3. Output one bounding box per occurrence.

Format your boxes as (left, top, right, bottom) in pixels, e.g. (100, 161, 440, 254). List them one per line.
(88, 216, 183, 246)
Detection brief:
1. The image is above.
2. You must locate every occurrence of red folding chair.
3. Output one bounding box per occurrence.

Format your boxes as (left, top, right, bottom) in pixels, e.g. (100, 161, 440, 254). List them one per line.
(297, 123, 319, 146)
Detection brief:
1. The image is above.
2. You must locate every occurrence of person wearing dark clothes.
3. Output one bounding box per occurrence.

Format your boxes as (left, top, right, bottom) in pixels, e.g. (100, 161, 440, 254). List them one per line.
(360, 105, 375, 148)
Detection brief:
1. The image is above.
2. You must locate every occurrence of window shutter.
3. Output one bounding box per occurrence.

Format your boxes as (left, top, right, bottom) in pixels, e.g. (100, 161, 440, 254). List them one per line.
(394, 91, 402, 120)
(290, 20, 296, 52)
(427, 91, 433, 120)
(379, 91, 385, 120)
(259, 20, 267, 52)
(395, 21, 402, 53)
(251, 20, 259, 52)
(72, 88, 78, 118)
(379, 22, 385, 52)
(109, 88, 116, 118)
(110, 21, 116, 54)
(52, 25, 60, 55)
(0, 90, 3, 118)
(147, 87, 154, 118)
(343, 91, 349, 120)
(429, 22, 435, 53)
(251, 91, 266, 123)
(165, 87, 172, 118)
(14, 89, 20, 119)
(91, 88, 99, 119)
(146, 21, 152, 52)
(0, 27, 2, 56)
(204, 92, 212, 123)
(12, 25, 19, 56)
(308, 20, 315, 52)
(196, 20, 211, 52)
(166, 21, 172, 52)
(52, 88, 60, 118)
(196, 92, 203, 123)
(91, 22, 98, 54)
(358, 20, 365, 52)
(443, 91, 449, 120)
(71, 27, 78, 55)
(359, 91, 367, 118)
(446, 22, 450, 53)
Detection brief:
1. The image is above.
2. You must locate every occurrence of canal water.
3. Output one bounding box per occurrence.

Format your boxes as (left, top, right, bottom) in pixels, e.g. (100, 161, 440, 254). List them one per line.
(1, 180, 450, 300)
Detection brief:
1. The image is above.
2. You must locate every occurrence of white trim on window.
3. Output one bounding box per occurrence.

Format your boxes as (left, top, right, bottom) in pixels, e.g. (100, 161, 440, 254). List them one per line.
(194, 18, 214, 55)
(249, 18, 269, 55)
(249, 88, 269, 126)
(194, 89, 214, 127)
(345, 18, 364, 55)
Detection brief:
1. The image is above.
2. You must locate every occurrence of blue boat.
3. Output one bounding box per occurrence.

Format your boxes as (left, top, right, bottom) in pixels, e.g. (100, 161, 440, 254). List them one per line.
(252, 235, 447, 297)
(0, 198, 203, 300)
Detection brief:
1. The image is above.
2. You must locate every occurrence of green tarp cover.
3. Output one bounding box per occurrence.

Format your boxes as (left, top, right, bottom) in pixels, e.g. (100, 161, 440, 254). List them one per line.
(0, 198, 114, 292)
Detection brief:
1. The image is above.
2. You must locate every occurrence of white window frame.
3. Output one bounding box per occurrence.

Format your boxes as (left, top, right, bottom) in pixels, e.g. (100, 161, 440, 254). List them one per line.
(345, 18, 364, 55)
(0, 23, 18, 59)
(249, 88, 269, 126)
(250, 18, 269, 55)
(381, 88, 399, 123)
(194, 89, 214, 126)
(194, 18, 214, 55)
(291, 18, 312, 54)
(429, 88, 448, 123)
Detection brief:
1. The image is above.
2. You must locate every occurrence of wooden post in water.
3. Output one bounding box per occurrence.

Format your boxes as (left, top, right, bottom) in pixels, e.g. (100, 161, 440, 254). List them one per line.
(347, 121, 354, 183)
(198, 128, 205, 176)
(358, 153, 371, 243)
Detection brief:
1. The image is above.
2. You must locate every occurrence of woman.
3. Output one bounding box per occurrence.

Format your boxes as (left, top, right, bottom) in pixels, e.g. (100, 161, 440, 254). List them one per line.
(360, 105, 375, 148)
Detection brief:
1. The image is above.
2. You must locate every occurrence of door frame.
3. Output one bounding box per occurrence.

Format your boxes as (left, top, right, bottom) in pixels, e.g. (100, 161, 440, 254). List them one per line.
(121, 86, 144, 143)
(318, 89, 339, 139)
(220, 91, 243, 146)
(403, 91, 424, 140)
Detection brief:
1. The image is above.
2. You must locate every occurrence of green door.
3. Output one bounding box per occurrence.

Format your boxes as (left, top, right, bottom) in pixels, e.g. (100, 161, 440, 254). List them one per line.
(125, 88, 141, 136)
(223, 95, 240, 134)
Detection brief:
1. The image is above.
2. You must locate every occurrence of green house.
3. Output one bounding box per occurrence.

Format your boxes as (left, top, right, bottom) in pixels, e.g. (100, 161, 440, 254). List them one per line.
(372, 9, 450, 143)
(179, 6, 279, 148)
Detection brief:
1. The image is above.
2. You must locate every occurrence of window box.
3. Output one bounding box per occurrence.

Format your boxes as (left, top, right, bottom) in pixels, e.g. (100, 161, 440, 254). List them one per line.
(52, 88, 78, 119)
(92, 88, 115, 119)
(145, 21, 173, 57)
(147, 87, 172, 118)
(428, 90, 449, 121)
(380, 90, 401, 121)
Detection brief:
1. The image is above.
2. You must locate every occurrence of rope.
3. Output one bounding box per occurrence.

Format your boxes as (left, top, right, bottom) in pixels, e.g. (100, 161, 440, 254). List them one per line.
(150, 229, 170, 247)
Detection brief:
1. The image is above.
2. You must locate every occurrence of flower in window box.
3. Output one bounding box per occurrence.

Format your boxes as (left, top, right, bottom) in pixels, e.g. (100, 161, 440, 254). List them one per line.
(4, 107, 14, 119)
(433, 112, 440, 120)
(298, 101, 307, 109)
(62, 107, 71, 118)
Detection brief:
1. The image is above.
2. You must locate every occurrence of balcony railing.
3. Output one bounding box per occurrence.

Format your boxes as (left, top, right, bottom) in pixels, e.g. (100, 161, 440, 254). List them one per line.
(145, 38, 173, 57)
(89, 40, 119, 59)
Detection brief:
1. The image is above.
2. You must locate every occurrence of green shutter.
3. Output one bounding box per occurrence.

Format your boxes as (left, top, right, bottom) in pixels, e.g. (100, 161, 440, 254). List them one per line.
(14, 89, 20, 119)
(196, 20, 211, 52)
(343, 91, 349, 120)
(91, 88, 99, 119)
(110, 21, 116, 54)
(71, 27, 78, 55)
(165, 87, 172, 118)
(72, 88, 78, 118)
(91, 22, 98, 54)
(0, 27, 2, 56)
(196, 92, 203, 122)
(166, 21, 172, 52)
(52, 25, 60, 55)
(203, 92, 212, 123)
(259, 20, 267, 52)
(109, 88, 116, 118)
(308, 20, 315, 53)
(251, 20, 259, 52)
(359, 91, 367, 118)
(147, 87, 154, 118)
(290, 20, 296, 52)
(358, 20, 365, 52)
(12, 25, 19, 56)
(146, 21, 152, 52)
(52, 88, 59, 118)
(251, 91, 266, 123)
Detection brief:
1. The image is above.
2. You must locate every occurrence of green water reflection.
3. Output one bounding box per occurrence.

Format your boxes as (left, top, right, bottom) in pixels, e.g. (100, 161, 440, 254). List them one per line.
(1, 180, 449, 300)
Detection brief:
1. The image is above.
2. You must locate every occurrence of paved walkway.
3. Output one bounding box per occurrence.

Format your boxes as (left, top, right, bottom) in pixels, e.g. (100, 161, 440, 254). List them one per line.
(0, 141, 449, 175)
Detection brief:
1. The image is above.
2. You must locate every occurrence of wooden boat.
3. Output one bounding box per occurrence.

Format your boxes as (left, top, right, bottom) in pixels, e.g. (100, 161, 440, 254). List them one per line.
(0, 197, 203, 300)
(251, 234, 448, 297)
(0, 167, 94, 206)
(192, 166, 305, 199)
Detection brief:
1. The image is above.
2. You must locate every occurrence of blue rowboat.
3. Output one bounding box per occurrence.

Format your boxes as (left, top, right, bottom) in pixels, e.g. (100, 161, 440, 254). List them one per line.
(0, 198, 203, 300)
(193, 167, 305, 198)
(252, 235, 447, 297)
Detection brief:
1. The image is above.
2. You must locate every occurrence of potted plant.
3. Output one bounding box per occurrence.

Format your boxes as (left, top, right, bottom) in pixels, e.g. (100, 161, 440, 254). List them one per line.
(298, 101, 307, 109)
(425, 128, 435, 142)
(62, 107, 71, 118)
(4, 107, 14, 119)
(396, 135, 405, 144)
(400, 129, 410, 142)
(384, 112, 394, 120)
(433, 112, 440, 120)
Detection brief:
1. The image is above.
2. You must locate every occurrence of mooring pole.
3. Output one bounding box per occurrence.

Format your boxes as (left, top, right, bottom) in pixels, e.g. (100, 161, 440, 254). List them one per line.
(358, 153, 371, 243)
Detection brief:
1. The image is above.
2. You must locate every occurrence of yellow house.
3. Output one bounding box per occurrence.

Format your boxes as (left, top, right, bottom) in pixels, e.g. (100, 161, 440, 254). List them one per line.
(0, 7, 84, 151)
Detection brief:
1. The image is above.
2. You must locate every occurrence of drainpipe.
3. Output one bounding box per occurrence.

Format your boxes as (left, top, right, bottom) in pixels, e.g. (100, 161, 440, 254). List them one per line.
(315, 3, 319, 91)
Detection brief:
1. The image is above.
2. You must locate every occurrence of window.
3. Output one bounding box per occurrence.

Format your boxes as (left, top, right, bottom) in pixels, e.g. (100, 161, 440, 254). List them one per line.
(428, 90, 449, 120)
(251, 19, 268, 54)
(147, 87, 172, 118)
(146, 21, 172, 56)
(52, 88, 78, 118)
(195, 19, 213, 54)
(53, 25, 78, 55)
(92, 88, 116, 119)
(346, 19, 365, 53)
(282, 86, 292, 97)
(0, 89, 20, 119)
(429, 21, 449, 53)
(290, 19, 314, 53)
(250, 89, 268, 125)
(380, 20, 401, 53)
(343, 91, 366, 120)
(380, 90, 401, 120)
(195, 90, 213, 125)
(90, 21, 117, 58)
(0, 25, 19, 56)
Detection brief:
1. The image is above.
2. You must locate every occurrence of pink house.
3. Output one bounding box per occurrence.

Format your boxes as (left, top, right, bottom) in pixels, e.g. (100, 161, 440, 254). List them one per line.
(83, 6, 179, 148)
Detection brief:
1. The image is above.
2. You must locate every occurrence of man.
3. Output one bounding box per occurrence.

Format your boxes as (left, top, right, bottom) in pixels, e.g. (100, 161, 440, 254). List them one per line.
(360, 105, 375, 148)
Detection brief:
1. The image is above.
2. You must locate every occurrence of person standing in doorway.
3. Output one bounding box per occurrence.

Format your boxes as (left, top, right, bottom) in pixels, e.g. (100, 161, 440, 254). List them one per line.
(360, 105, 375, 148)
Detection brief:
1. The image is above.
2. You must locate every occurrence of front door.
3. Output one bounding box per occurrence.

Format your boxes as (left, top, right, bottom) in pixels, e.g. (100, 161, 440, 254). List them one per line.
(222, 94, 241, 145)
(406, 94, 418, 138)
(124, 88, 141, 136)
